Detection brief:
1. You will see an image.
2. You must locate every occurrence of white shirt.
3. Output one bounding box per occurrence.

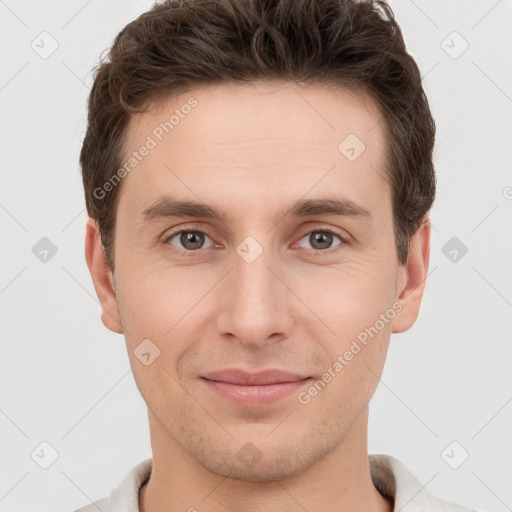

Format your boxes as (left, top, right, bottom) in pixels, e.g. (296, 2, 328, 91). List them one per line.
(73, 454, 477, 512)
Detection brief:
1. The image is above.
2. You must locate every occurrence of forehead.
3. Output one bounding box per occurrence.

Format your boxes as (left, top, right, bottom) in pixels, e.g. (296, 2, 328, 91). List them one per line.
(125, 81, 384, 152)
(118, 81, 390, 220)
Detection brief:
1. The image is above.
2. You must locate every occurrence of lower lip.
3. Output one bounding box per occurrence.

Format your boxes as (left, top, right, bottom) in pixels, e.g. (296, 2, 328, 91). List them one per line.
(202, 377, 312, 407)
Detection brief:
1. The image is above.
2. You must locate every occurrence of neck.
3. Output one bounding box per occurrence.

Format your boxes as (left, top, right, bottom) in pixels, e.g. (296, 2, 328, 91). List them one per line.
(139, 406, 393, 512)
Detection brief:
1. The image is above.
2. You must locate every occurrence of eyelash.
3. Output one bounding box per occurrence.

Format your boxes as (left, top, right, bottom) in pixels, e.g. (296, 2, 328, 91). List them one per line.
(162, 225, 348, 256)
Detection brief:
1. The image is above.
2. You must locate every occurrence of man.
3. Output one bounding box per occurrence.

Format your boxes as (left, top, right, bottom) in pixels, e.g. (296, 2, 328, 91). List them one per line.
(76, 0, 477, 510)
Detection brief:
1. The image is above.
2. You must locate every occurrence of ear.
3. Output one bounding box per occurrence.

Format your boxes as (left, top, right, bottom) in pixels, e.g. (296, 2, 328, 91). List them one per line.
(391, 216, 431, 333)
(84, 217, 124, 334)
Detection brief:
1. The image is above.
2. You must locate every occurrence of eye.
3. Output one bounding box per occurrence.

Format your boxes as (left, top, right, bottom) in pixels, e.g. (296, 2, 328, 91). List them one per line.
(297, 229, 345, 251)
(164, 230, 215, 252)
(163, 227, 347, 255)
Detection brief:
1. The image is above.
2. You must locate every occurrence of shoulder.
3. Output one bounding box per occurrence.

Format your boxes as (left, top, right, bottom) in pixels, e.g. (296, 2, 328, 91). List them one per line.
(71, 457, 152, 512)
(72, 496, 110, 512)
(429, 495, 479, 512)
(369, 454, 479, 512)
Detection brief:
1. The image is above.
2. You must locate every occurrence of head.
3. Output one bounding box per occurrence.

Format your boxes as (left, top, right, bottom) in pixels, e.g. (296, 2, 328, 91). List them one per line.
(83, 0, 435, 481)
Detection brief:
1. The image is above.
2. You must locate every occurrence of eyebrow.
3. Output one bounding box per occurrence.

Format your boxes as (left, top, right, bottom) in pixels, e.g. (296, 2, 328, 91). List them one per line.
(138, 194, 372, 226)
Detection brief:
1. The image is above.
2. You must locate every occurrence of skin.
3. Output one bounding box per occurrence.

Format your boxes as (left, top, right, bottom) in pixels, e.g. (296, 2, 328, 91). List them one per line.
(85, 81, 430, 512)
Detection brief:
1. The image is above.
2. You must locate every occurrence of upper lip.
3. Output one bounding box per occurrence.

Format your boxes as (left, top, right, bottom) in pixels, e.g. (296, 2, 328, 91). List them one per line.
(202, 369, 310, 385)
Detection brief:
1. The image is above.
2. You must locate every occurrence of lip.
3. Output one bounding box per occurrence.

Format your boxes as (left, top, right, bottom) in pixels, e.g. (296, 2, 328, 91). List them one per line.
(202, 369, 309, 385)
(201, 369, 312, 407)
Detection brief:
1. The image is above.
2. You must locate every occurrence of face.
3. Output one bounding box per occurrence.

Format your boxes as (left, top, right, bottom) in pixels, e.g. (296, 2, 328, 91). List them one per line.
(86, 81, 429, 481)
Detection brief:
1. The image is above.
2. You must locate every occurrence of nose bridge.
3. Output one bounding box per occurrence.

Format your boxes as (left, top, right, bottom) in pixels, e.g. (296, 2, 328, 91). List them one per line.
(217, 233, 291, 343)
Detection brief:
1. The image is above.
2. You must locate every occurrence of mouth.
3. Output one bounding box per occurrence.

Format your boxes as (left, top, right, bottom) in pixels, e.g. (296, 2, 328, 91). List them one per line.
(200, 369, 313, 406)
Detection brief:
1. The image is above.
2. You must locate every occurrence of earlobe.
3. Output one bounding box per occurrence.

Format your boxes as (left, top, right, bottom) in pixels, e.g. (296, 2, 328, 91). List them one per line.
(391, 217, 431, 334)
(84, 217, 124, 334)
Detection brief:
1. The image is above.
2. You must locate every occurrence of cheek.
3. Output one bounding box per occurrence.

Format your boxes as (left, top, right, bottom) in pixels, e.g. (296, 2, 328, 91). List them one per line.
(303, 259, 397, 396)
(308, 257, 397, 334)
(114, 268, 194, 405)
(114, 260, 213, 361)
(301, 304, 393, 419)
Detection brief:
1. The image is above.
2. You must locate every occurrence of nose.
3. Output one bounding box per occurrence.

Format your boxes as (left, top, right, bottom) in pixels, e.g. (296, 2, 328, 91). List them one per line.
(216, 238, 294, 347)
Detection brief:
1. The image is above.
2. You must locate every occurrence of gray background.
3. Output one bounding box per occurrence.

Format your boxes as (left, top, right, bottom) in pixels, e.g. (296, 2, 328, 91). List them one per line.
(1, 1, 511, 511)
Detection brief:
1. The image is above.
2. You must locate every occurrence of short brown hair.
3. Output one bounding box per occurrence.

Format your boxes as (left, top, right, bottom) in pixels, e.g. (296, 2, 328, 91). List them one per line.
(80, 0, 436, 272)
